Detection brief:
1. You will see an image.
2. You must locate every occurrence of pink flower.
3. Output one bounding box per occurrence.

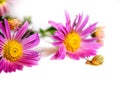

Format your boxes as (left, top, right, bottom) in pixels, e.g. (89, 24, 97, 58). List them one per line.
(0, 0, 12, 16)
(49, 11, 102, 60)
(0, 19, 40, 73)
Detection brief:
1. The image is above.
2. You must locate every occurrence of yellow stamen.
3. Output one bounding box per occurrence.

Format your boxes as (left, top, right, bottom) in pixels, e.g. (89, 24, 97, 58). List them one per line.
(64, 31, 81, 52)
(8, 18, 21, 30)
(0, 0, 6, 5)
(3, 40, 23, 62)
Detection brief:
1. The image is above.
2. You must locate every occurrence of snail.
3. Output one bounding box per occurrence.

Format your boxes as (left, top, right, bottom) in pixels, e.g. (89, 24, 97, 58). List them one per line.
(85, 55, 104, 66)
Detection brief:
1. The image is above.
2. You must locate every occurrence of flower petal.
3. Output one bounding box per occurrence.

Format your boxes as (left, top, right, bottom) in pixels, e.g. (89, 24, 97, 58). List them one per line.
(15, 21, 28, 40)
(65, 11, 71, 33)
(68, 52, 80, 60)
(75, 14, 83, 30)
(82, 37, 98, 42)
(0, 35, 5, 47)
(51, 45, 66, 60)
(18, 50, 40, 67)
(81, 22, 97, 38)
(77, 15, 89, 32)
(0, 19, 11, 39)
(0, 59, 23, 73)
(4, 19, 11, 39)
(22, 33, 40, 49)
(52, 41, 62, 46)
(81, 40, 101, 49)
(54, 31, 65, 40)
(48, 21, 67, 35)
(78, 41, 101, 57)
(52, 35, 63, 41)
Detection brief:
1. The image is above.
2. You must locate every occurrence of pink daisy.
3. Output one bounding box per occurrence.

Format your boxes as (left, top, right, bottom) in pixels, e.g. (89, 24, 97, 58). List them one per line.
(0, 0, 12, 16)
(0, 19, 40, 73)
(49, 11, 102, 60)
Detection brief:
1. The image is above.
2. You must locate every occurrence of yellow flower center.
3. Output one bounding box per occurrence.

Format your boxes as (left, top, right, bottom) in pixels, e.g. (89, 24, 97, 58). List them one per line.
(0, 0, 6, 5)
(3, 40, 23, 62)
(64, 31, 81, 52)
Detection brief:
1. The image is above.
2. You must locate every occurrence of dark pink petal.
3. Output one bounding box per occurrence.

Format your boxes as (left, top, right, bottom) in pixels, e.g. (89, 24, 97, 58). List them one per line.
(81, 22, 97, 38)
(52, 36, 63, 41)
(51, 45, 66, 60)
(0, 20, 11, 39)
(77, 15, 89, 32)
(0, 21, 5, 35)
(0, 60, 4, 73)
(75, 14, 83, 30)
(81, 41, 101, 49)
(82, 37, 98, 42)
(0, 47, 2, 52)
(48, 21, 67, 35)
(55, 23, 67, 35)
(68, 52, 80, 60)
(7, 63, 23, 72)
(54, 31, 65, 40)
(52, 41, 62, 46)
(80, 49, 96, 57)
(0, 59, 23, 73)
(57, 24, 67, 35)
(4, 19, 11, 39)
(18, 50, 40, 67)
(77, 41, 101, 58)
(22, 33, 40, 49)
(65, 11, 71, 33)
(23, 50, 40, 58)
(0, 35, 5, 47)
(15, 21, 28, 40)
(48, 21, 58, 29)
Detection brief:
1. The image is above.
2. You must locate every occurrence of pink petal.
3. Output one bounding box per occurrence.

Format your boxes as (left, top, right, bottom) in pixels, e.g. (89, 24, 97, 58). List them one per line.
(0, 35, 5, 47)
(15, 21, 29, 40)
(0, 19, 11, 39)
(48, 21, 67, 35)
(52, 41, 62, 46)
(54, 31, 65, 40)
(51, 45, 66, 60)
(82, 37, 98, 42)
(52, 35, 63, 41)
(18, 50, 40, 67)
(81, 22, 97, 38)
(22, 33, 40, 49)
(68, 52, 80, 60)
(0, 59, 23, 73)
(4, 19, 11, 39)
(65, 11, 71, 33)
(75, 14, 83, 30)
(77, 15, 89, 32)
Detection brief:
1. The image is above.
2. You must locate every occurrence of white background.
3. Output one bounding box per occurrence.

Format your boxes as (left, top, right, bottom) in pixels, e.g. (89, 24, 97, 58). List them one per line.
(0, 0, 120, 90)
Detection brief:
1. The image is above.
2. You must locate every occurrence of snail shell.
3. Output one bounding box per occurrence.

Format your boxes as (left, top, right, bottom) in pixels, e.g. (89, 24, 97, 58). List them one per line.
(91, 55, 104, 65)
